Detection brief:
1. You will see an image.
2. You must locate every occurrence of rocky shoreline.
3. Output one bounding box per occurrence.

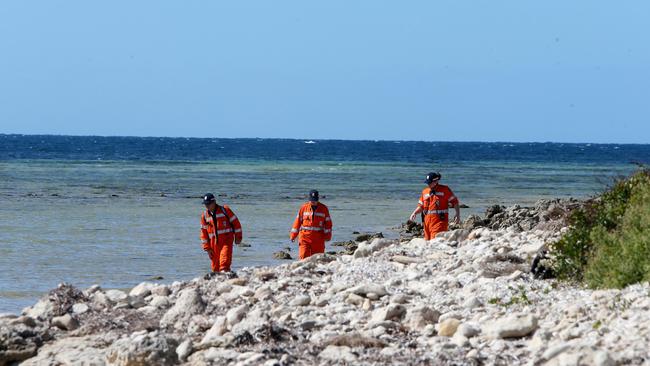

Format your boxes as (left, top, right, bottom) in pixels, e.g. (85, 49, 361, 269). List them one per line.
(2, 199, 649, 365)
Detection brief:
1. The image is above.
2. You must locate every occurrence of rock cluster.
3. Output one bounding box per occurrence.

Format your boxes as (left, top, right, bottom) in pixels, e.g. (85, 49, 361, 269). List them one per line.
(3, 219, 649, 365)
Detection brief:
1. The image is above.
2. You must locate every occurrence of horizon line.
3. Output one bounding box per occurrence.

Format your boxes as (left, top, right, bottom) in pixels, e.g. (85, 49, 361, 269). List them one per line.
(1, 132, 648, 146)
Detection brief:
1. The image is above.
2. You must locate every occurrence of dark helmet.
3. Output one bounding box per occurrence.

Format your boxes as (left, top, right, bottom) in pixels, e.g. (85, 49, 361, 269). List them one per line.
(202, 193, 216, 204)
(308, 189, 319, 202)
(424, 172, 441, 184)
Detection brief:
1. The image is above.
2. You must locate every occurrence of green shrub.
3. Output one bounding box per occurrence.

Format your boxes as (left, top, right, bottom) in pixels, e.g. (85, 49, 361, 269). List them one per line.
(550, 168, 650, 288)
(584, 181, 650, 288)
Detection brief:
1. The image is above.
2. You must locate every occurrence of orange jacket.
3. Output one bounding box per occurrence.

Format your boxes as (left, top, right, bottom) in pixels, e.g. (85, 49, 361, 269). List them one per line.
(290, 202, 332, 241)
(418, 184, 458, 221)
(200, 205, 242, 250)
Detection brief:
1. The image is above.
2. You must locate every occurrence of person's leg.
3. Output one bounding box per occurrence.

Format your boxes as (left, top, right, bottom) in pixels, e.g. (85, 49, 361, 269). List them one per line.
(209, 245, 219, 272)
(299, 238, 312, 259)
(431, 222, 449, 238)
(219, 242, 233, 272)
(311, 239, 325, 255)
(423, 217, 432, 240)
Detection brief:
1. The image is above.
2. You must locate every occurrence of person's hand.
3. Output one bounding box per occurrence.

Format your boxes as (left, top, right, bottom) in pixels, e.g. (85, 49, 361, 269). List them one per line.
(409, 212, 417, 221)
(235, 238, 242, 245)
(452, 215, 460, 225)
(290, 238, 295, 243)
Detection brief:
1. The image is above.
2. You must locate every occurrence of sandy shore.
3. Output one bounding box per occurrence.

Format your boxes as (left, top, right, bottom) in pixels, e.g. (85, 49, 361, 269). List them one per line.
(2, 200, 649, 365)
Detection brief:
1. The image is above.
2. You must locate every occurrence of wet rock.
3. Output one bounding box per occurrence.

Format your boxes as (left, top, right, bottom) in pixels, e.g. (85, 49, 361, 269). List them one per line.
(354, 232, 384, 242)
(273, 251, 292, 260)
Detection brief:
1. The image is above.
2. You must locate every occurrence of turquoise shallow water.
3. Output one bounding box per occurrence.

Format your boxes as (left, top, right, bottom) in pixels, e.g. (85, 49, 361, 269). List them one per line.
(0, 157, 639, 313)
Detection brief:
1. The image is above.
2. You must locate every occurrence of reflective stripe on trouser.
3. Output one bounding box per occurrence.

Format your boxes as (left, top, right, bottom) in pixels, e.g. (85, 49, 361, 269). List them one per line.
(423, 215, 448, 240)
(298, 236, 325, 260)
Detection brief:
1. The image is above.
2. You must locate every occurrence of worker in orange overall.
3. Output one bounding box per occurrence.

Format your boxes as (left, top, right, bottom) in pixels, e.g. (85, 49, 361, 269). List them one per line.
(200, 193, 243, 272)
(409, 172, 460, 240)
(289, 190, 333, 259)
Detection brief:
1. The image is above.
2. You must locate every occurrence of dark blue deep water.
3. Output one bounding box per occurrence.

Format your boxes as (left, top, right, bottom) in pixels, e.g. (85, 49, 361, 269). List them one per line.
(1, 134, 649, 164)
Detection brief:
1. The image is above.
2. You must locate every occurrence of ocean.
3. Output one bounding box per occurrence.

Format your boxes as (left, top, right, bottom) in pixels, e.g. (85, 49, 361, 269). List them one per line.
(1, 134, 648, 313)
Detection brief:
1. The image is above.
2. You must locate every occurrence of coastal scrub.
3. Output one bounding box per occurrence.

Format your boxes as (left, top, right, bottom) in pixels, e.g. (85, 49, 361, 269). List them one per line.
(551, 168, 650, 288)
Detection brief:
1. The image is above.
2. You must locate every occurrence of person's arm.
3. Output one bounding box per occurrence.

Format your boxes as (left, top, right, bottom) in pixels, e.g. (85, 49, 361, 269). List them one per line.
(200, 213, 212, 255)
(225, 206, 243, 244)
(448, 189, 460, 225)
(323, 207, 333, 242)
(290, 207, 303, 241)
(409, 193, 425, 221)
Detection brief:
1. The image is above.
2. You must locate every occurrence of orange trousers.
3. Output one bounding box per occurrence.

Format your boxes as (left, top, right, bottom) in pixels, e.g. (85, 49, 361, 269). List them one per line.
(298, 236, 325, 260)
(423, 216, 448, 240)
(207, 242, 233, 272)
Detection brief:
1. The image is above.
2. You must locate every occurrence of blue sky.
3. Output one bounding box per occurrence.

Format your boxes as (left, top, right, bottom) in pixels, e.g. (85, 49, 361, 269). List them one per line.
(0, 1, 648, 143)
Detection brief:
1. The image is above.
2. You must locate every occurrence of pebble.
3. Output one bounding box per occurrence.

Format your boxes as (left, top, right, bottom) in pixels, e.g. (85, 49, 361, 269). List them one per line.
(438, 318, 461, 337)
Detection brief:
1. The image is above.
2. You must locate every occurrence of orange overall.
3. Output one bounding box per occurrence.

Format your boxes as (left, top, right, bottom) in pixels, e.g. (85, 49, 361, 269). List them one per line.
(200, 205, 242, 272)
(290, 202, 332, 259)
(418, 184, 458, 240)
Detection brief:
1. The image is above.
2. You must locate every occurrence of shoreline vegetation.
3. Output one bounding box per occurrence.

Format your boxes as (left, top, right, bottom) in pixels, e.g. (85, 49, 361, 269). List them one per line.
(2, 171, 649, 365)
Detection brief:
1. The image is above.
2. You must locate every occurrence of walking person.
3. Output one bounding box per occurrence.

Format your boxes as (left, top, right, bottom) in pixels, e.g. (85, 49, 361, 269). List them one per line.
(200, 193, 243, 272)
(289, 190, 333, 259)
(409, 172, 460, 240)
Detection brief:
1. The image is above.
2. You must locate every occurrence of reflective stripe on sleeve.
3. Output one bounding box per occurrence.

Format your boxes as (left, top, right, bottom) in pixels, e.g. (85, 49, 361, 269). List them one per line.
(233, 229, 242, 233)
(201, 239, 208, 244)
(449, 196, 457, 201)
(324, 229, 332, 233)
(208, 233, 215, 238)
(291, 228, 299, 233)
(201, 225, 208, 229)
(325, 217, 331, 221)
